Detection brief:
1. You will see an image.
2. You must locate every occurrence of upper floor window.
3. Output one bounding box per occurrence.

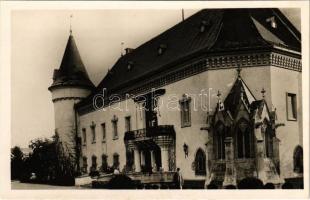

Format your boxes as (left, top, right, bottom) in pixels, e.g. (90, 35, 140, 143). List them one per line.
(179, 94, 191, 127)
(90, 122, 96, 143)
(287, 93, 297, 121)
(125, 116, 131, 132)
(112, 115, 118, 139)
(101, 123, 106, 141)
(82, 128, 86, 145)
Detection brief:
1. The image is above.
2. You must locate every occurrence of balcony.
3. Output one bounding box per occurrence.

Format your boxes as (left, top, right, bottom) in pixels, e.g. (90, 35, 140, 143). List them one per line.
(124, 125, 175, 141)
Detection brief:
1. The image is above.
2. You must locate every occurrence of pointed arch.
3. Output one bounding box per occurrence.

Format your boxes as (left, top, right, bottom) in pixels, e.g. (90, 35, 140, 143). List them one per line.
(263, 119, 273, 158)
(235, 118, 253, 158)
(214, 121, 226, 159)
(194, 148, 206, 175)
(293, 145, 303, 173)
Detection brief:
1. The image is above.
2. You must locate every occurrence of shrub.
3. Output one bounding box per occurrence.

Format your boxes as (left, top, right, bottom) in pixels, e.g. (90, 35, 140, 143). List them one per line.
(152, 184, 159, 189)
(237, 177, 264, 189)
(89, 170, 100, 178)
(264, 182, 275, 189)
(282, 182, 293, 189)
(106, 174, 136, 189)
(225, 185, 237, 189)
(160, 184, 169, 189)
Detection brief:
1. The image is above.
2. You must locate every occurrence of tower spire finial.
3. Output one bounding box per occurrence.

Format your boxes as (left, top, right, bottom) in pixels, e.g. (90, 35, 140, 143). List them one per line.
(261, 87, 266, 99)
(69, 14, 73, 35)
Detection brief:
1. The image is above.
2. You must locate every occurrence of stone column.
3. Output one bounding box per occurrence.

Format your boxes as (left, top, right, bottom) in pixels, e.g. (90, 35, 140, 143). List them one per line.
(150, 150, 156, 172)
(154, 135, 173, 172)
(140, 150, 145, 166)
(160, 146, 169, 172)
(134, 148, 141, 172)
(223, 137, 237, 187)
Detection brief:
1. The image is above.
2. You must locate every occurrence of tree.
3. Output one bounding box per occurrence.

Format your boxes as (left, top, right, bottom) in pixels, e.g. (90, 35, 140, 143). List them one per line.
(11, 146, 24, 180)
(23, 133, 76, 185)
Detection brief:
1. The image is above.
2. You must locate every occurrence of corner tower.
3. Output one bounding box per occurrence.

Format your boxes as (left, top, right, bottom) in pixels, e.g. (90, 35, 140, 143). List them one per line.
(48, 33, 94, 156)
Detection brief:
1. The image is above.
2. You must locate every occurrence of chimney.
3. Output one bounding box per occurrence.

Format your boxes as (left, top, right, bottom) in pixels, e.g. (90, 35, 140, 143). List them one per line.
(125, 48, 134, 54)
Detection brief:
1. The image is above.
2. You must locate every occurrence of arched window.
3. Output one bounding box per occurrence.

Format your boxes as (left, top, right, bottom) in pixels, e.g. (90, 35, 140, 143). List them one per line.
(215, 122, 225, 159)
(264, 122, 274, 158)
(113, 153, 120, 168)
(236, 119, 252, 158)
(101, 154, 108, 172)
(195, 148, 206, 175)
(293, 146, 303, 173)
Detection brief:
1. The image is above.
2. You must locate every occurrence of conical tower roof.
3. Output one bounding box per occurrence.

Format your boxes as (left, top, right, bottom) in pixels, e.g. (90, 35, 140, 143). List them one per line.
(49, 34, 94, 91)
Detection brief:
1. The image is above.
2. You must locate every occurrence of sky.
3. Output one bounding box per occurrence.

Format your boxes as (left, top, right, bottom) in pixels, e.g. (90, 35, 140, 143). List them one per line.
(11, 9, 301, 148)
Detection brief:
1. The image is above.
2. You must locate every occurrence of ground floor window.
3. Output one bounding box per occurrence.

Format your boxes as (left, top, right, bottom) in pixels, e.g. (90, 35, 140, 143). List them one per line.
(113, 153, 120, 169)
(293, 145, 303, 173)
(195, 148, 206, 175)
(82, 157, 88, 173)
(91, 155, 97, 171)
(101, 154, 108, 172)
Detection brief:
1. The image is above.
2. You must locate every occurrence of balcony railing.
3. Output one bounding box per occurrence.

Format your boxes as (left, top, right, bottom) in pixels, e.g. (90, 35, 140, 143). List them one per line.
(124, 125, 175, 141)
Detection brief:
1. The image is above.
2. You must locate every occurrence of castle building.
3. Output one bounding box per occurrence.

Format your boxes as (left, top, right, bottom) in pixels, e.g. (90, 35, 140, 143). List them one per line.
(49, 9, 303, 188)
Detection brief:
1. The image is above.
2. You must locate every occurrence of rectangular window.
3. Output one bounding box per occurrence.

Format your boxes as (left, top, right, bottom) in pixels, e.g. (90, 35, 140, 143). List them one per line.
(180, 97, 191, 127)
(112, 117, 118, 139)
(287, 93, 297, 120)
(101, 123, 106, 141)
(82, 128, 86, 145)
(125, 116, 131, 132)
(91, 125, 96, 143)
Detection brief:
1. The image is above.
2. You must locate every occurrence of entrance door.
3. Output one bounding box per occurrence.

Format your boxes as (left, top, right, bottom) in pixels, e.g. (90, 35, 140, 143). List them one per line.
(154, 148, 162, 171)
(144, 151, 152, 173)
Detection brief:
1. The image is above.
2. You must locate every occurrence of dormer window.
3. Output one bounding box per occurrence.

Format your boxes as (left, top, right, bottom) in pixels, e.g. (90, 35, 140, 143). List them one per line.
(158, 44, 167, 55)
(200, 20, 209, 33)
(266, 16, 277, 29)
(127, 61, 134, 71)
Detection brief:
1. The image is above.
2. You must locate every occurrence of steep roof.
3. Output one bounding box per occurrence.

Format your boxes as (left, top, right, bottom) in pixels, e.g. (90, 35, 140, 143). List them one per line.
(49, 34, 94, 91)
(223, 76, 256, 117)
(76, 8, 300, 109)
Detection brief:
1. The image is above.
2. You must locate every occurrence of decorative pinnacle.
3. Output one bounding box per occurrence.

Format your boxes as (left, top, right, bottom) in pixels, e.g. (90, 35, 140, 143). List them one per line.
(237, 65, 242, 78)
(261, 87, 266, 99)
(121, 42, 124, 56)
(217, 90, 221, 98)
(69, 14, 73, 35)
